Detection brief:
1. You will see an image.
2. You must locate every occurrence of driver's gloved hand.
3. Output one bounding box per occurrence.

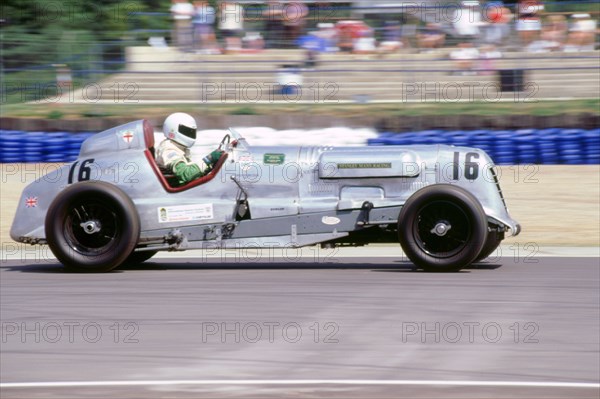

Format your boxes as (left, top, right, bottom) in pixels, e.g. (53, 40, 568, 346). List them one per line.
(203, 149, 224, 166)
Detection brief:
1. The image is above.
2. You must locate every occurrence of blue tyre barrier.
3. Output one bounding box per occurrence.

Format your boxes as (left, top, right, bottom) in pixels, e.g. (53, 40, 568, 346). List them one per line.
(493, 131, 517, 165)
(1, 157, 23, 163)
(556, 129, 583, 164)
(2, 139, 23, 147)
(513, 132, 539, 164)
(2, 128, 599, 164)
(582, 130, 600, 163)
(452, 134, 471, 147)
(539, 139, 559, 164)
(0, 130, 96, 163)
(370, 128, 600, 165)
(471, 130, 493, 154)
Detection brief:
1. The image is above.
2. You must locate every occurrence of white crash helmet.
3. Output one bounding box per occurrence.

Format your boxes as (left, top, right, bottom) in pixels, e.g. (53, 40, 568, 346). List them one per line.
(163, 112, 197, 148)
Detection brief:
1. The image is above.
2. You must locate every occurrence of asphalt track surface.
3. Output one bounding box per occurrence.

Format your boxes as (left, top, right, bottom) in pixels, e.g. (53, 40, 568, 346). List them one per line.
(1, 250, 599, 399)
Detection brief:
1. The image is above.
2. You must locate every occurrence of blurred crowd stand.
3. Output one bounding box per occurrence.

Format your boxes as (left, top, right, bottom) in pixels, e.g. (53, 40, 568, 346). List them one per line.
(155, 1, 600, 98)
(564, 13, 598, 51)
(417, 23, 446, 52)
(3, 1, 598, 107)
(516, 0, 544, 47)
(192, 1, 219, 53)
(162, 1, 598, 59)
(170, 0, 195, 49)
(219, 1, 244, 53)
(263, 0, 285, 48)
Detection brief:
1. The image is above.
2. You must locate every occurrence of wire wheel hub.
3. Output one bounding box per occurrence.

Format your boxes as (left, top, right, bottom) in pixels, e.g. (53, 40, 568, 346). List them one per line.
(431, 221, 451, 237)
(80, 220, 101, 235)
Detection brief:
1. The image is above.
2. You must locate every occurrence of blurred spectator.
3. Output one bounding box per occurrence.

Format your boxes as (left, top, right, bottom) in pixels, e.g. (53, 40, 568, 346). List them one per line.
(336, 21, 355, 52)
(377, 21, 403, 54)
(304, 48, 318, 68)
(565, 13, 598, 52)
(417, 23, 446, 52)
(482, 1, 513, 46)
(516, 0, 544, 47)
(263, 0, 284, 49)
(539, 14, 568, 51)
(192, 1, 218, 53)
(336, 20, 371, 52)
(353, 28, 376, 54)
(242, 32, 265, 52)
(316, 23, 338, 52)
(450, 42, 479, 75)
(479, 44, 502, 74)
(171, 0, 195, 49)
(453, 1, 481, 42)
(219, 1, 244, 53)
(282, 2, 309, 49)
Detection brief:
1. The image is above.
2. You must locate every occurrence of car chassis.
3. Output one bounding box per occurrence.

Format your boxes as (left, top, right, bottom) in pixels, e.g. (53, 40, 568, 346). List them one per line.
(11, 120, 520, 272)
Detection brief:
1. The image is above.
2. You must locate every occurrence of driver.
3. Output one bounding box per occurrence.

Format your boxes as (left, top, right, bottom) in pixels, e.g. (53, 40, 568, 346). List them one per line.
(156, 112, 223, 186)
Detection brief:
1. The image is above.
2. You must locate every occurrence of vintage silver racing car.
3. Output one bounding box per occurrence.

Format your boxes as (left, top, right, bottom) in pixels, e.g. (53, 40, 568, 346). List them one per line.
(11, 120, 520, 272)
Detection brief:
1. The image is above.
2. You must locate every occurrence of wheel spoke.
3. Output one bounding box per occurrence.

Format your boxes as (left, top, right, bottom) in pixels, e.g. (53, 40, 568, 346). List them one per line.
(72, 208, 83, 223)
(80, 205, 90, 220)
(65, 199, 119, 256)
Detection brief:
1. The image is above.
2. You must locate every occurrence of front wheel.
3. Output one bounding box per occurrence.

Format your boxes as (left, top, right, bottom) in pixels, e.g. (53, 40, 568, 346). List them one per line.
(45, 182, 140, 273)
(398, 184, 488, 272)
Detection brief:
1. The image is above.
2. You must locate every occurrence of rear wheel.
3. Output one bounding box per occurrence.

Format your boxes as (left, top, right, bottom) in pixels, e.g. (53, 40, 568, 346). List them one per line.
(45, 182, 140, 272)
(123, 250, 158, 265)
(398, 184, 488, 272)
(475, 228, 504, 262)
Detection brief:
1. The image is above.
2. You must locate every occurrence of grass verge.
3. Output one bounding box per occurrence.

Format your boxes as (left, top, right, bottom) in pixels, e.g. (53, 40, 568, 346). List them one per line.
(1, 99, 599, 120)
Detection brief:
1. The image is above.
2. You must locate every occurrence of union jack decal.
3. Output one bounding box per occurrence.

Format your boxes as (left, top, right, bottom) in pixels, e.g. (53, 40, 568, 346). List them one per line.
(25, 196, 38, 208)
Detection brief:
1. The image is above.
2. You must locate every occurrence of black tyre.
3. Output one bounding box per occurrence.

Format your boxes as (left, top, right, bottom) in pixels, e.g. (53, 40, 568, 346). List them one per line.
(474, 228, 504, 262)
(45, 182, 140, 272)
(122, 250, 158, 266)
(398, 184, 488, 272)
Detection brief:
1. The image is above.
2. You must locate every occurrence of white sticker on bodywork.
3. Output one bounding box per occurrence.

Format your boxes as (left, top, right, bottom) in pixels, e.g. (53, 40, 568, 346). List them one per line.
(158, 204, 213, 223)
(322, 216, 341, 225)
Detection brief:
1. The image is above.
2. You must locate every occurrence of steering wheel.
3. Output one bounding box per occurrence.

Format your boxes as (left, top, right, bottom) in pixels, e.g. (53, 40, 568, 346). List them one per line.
(218, 134, 231, 151)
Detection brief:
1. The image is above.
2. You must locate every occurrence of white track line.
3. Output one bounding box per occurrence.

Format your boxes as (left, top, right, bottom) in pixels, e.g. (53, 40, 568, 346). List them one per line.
(1, 380, 599, 389)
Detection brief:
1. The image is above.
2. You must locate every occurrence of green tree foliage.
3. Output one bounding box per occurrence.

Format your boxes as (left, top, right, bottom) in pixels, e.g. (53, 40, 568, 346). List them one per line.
(1, 0, 172, 69)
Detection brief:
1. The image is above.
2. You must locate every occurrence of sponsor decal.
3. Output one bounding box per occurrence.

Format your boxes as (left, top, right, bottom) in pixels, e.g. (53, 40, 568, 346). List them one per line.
(238, 154, 254, 163)
(322, 216, 341, 225)
(120, 130, 135, 143)
(25, 196, 38, 208)
(263, 153, 285, 165)
(337, 162, 392, 169)
(158, 204, 213, 223)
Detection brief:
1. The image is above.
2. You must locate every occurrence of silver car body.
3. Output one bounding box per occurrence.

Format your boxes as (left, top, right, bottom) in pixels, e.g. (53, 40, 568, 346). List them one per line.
(11, 120, 520, 251)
